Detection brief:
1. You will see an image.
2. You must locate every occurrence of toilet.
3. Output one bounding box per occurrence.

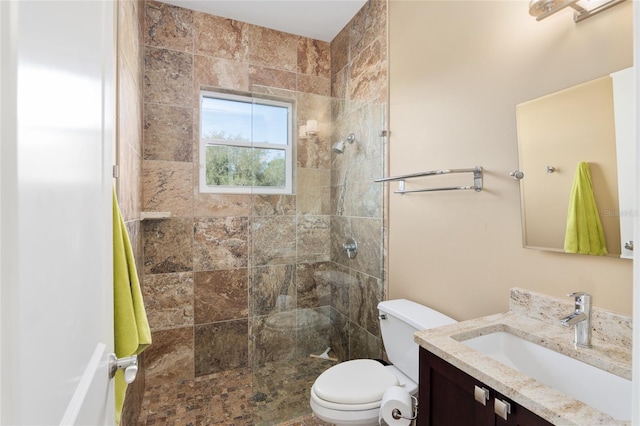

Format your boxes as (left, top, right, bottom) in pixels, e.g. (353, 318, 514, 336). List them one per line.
(310, 299, 457, 425)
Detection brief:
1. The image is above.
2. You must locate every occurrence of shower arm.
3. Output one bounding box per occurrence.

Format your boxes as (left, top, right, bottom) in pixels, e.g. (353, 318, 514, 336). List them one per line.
(342, 133, 355, 144)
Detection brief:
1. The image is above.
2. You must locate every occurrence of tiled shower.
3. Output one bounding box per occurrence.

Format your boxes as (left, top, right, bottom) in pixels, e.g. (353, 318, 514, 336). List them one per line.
(116, 0, 388, 424)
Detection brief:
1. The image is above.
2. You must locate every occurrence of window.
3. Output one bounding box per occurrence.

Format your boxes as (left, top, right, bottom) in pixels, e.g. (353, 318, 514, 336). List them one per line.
(199, 90, 293, 194)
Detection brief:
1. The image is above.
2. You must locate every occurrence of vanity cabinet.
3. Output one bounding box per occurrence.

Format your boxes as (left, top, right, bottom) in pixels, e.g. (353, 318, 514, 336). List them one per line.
(418, 348, 553, 426)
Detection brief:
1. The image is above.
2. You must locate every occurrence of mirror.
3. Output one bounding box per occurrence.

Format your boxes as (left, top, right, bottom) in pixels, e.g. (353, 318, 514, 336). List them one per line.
(515, 67, 634, 259)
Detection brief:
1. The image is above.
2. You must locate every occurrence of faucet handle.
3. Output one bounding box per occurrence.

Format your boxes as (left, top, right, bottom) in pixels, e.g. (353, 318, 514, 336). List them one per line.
(567, 292, 591, 311)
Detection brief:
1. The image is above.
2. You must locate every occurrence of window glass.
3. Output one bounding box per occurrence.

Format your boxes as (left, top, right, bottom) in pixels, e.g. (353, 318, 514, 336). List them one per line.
(252, 103, 289, 145)
(205, 146, 286, 187)
(199, 91, 293, 194)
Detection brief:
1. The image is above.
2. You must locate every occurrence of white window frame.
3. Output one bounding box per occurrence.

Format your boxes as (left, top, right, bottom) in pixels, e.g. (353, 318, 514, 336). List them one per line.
(199, 90, 294, 194)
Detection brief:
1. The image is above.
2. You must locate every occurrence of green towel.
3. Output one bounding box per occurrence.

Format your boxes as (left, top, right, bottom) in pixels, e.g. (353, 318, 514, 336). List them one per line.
(113, 188, 152, 424)
(563, 162, 607, 256)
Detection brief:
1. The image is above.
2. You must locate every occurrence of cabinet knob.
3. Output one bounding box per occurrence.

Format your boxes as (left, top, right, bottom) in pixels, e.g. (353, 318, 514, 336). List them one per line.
(494, 398, 511, 420)
(474, 385, 489, 406)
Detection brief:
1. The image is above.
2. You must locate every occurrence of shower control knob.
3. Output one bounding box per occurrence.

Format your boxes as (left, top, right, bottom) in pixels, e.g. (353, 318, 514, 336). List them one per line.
(343, 237, 358, 259)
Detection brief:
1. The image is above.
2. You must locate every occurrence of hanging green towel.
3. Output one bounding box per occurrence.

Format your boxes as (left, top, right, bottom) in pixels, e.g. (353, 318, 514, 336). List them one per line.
(113, 188, 152, 424)
(563, 162, 607, 256)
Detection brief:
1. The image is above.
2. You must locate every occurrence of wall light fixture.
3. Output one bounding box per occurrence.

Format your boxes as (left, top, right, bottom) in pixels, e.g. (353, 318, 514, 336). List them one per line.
(529, 0, 626, 22)
(299, 119, 318, 139)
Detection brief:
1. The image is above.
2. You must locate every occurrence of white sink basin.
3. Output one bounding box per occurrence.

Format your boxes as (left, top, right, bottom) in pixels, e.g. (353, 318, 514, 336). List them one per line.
(461, 331, 631, 421)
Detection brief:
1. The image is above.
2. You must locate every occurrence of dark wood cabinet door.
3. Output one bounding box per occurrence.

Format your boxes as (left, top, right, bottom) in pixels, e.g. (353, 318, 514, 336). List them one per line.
(419, 348, 554, 426)
(502, 397, 554, 426)
(418, 347, 494, 426)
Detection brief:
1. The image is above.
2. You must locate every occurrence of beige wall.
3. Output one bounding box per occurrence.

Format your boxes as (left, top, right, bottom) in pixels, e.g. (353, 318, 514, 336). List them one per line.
(388, 0, 633, 320)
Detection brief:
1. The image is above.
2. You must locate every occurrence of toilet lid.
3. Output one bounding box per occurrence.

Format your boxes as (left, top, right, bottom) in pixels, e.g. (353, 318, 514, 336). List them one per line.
(312, 359, 399, 404)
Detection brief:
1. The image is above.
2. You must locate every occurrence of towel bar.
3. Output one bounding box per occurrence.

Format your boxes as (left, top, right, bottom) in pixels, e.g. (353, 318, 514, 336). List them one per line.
(375, 167, 483, 194)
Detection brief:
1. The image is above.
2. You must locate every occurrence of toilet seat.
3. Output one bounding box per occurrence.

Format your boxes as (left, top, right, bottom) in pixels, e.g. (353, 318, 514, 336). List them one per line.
(312, 359, 399, 408)
(310, 361, 419, 425)
(310, 387, 381, 412)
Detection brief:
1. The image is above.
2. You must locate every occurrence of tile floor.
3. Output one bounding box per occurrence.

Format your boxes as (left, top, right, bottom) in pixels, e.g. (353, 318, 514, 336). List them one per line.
(137, 356, 336, 426)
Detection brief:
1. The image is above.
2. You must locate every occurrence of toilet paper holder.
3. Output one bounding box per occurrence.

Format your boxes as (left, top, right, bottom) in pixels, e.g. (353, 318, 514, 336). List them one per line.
(391, 395, 418, 421)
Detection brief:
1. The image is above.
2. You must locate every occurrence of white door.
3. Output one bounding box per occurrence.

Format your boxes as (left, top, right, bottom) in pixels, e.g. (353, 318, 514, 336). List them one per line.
(0, 1, 115, 424)
(633, 6, 640, 426)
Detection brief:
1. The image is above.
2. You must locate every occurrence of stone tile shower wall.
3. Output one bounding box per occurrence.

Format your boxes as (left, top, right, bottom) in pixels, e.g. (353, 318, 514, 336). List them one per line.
(328, 0, 388, 362)
(140, 0, 329, 387)
(140, 0, 387, 389)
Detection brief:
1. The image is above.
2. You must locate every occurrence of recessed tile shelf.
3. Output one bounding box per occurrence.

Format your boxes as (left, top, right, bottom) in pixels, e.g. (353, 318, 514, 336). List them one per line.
(140, 212, 172, 220)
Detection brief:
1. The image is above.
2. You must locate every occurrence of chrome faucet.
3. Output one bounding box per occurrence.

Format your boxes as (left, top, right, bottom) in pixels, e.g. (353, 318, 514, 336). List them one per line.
(560, 292, 592, 348)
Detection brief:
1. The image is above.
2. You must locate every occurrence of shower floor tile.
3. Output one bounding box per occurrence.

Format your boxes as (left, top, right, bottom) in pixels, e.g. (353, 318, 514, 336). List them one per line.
(136, 356, 335, 426)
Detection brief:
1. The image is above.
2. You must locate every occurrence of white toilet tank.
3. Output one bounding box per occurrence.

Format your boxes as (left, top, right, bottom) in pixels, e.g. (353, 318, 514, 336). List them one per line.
(378, 299, 457, 383)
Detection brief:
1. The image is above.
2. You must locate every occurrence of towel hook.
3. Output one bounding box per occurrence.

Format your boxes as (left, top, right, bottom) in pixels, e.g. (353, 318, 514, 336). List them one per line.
(510, 169, 524, 180)
(546, 166, 556, 173)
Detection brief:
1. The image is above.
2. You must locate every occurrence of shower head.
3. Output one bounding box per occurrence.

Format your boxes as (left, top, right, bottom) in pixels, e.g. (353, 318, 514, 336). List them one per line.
(332, 133, 355, 154)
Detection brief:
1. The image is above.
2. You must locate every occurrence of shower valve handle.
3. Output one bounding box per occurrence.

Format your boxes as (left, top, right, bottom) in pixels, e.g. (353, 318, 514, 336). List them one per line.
(343, 237, 358, 259)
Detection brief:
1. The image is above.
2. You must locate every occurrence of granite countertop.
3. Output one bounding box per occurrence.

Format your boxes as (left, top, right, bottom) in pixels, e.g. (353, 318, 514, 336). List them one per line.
(414, 289, 633, 426)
